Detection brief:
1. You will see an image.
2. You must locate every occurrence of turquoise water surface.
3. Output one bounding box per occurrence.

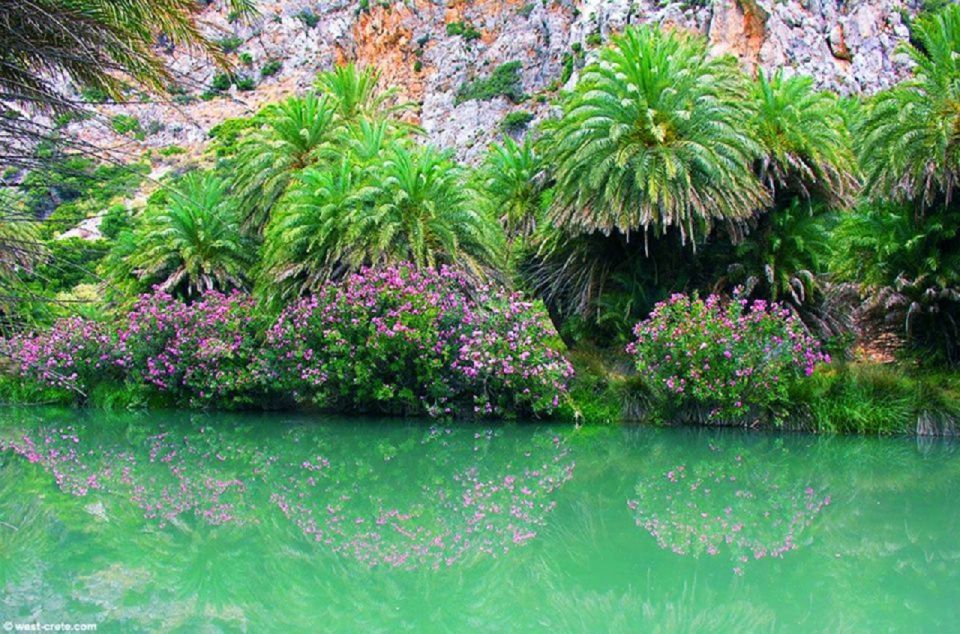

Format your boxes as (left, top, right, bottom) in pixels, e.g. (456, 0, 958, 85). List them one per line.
(1, 407, 958, 631)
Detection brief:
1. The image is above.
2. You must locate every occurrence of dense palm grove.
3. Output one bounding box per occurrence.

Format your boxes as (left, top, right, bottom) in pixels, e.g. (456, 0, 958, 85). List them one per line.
(2, 5, 960, 432)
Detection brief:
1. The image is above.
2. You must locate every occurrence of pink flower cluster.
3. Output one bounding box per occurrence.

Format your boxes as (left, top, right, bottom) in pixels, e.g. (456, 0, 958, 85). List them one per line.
(260, 264, 573, 418)
(117, 289, 261, 406)
(3, 316, 118, 393)
(626, 293, 830, 419)
(3, 265, 572, 417)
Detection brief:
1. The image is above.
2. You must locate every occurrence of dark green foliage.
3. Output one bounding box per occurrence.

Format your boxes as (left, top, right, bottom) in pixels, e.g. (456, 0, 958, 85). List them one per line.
(261, 60, 282, 78)
(500, 110, 534, 133)
(296, 9, 320, 28)
(788, 364, 960, 435)
(456, 62, 525, 105)
(33, 237, 109, 294)
(100, 204, 132, 240)
(445, 21, 481, 41)
(110, 114, 144, 139)
(235, 75, 256, 91)
(218, 36, 244, 53)
(210, 73, 232, 92)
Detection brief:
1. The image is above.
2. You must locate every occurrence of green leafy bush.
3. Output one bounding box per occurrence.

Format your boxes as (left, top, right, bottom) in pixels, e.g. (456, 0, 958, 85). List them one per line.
(218, 36, 243, 53)
(456, 61, 525, 105)
(500, 110, 534, 133)
(111, 114, 144, 139)
(296, 8, 319, 27)
(626, 293, 829, 422)
(445, 20, 481, 41)
(260, 264, 573, 418)
(261, 60, 282, 78)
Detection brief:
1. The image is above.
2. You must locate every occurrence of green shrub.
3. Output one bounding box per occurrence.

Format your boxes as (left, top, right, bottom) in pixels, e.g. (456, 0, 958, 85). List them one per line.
(500, 110, 534, 133)
(239, 52, 254, 66)
(456, 61, 525, 105)
(100, 204, 131, 240)
(111, 114, 144, 139)
(626, 293, 830, 422)
(446, 20, 481, 41)
(296, 8, 320, 27)
(218, 36, 244, 53)
(210, 73, 232, 92)
(261, 60, 283, 78)
(235, 75, 256, 91)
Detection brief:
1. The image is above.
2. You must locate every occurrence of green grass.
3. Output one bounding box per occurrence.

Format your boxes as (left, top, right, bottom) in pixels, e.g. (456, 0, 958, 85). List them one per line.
(787, 363, 960, 435)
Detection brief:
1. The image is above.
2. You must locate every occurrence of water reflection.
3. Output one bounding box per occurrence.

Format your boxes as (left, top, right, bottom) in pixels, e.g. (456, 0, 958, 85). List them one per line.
(0, 409, 958, 631)
(0, 410, 575, 572)
(627, 440, 830, 573)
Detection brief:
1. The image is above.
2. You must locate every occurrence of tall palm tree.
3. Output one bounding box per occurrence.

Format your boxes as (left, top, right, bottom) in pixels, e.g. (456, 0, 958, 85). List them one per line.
(314, 63, 410, 121)
(259, 159, 363, 302)
(232, 93, 340, 235)
(545, 25, 767, 244)
(127, 172, 251, 298)
(720, 70, 857, 316)
(846, 4, 960, 361)
(355, 145, 503, 277)
(859, 4, 960, 209)
(481, 135, 543, 239)
(751, 70, 859, 207)
(0, 0, 255, 113)
(260, 144, 504, 302)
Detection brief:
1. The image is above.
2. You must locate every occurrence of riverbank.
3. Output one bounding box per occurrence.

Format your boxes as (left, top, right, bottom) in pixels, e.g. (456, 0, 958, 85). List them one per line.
(563, 346, 960, 436)
(3, 353, 957, 437)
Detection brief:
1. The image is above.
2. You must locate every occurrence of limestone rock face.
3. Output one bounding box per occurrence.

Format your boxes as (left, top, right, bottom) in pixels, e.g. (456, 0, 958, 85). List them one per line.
(73, 0, 918, 162)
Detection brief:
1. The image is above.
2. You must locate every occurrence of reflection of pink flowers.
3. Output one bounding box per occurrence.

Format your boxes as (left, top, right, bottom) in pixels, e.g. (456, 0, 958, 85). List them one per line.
(629, 447, 830, 575)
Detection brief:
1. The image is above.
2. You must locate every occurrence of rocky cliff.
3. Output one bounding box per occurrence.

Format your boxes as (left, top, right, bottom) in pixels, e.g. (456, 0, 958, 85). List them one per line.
(73, 0, 922, 163)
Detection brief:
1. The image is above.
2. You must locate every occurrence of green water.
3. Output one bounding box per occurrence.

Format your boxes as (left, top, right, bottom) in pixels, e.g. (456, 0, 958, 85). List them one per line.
(0, 408, 958, 632)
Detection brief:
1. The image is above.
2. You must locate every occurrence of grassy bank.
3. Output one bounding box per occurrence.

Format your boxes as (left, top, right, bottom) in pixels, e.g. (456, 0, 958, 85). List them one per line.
(562, 350, 960, 436)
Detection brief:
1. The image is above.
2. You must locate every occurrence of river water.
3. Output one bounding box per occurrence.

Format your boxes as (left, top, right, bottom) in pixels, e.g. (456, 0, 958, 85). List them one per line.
(0, 408, 957, 631)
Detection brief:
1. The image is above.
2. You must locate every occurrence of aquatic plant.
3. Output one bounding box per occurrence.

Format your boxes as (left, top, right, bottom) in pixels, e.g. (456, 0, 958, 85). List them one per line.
(626, 293, 829, 421)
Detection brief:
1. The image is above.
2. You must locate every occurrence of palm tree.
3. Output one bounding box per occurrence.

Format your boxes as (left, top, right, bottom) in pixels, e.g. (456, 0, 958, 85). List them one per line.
(859, 4, 960, 209)
(0, 0, 254, 113)
(728, 199, 833, 305)
(260, 144, 504, 301)
(126, 172, 251, 298)
(751, 70, 858, 207)
(259, 159, 362, 302)
(545, 25, 767, 244)
(717, 71, 857, 316)
(314, 63, 410, 121)
(232, 93, 340, 235)
(356, 145, 503, 277)
(481, 135, 543, 239)
(845, 4, 960, 361)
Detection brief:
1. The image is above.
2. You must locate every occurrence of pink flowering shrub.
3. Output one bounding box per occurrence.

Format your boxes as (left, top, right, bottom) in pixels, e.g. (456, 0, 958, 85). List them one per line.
(451, 289, 574, 417)
(3, 316, 117, 394)
(260, 264, 572, 418)
(626, 293, 830, 420)
(117, 289, 261, 407)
